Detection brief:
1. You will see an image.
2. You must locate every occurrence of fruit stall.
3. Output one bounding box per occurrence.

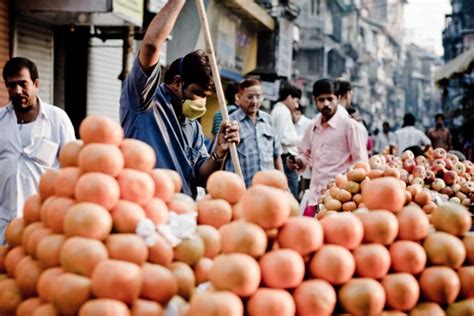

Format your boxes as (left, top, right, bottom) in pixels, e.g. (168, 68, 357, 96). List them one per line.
(0, 116, 473, 316)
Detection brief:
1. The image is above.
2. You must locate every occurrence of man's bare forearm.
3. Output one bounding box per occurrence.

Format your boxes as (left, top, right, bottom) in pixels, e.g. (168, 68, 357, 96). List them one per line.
(139, 0, 186, 72)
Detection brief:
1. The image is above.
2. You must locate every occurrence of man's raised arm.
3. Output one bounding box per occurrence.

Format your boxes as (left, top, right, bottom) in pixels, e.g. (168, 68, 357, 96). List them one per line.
(139, 0, 186, 72)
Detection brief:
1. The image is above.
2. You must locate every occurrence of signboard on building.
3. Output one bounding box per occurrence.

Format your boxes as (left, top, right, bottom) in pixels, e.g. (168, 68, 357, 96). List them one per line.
(113, 0, 144, 26)
(217, 11, 237, 69)
(276, 18, 294, 79)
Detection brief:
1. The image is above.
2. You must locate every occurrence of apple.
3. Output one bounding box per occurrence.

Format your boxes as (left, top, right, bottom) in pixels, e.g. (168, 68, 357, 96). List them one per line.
(452, 162, 466, 176)
(444, 158, 453, 170)
(443, 170, 459, 185)
(451, 183, 461, 193)
(424, 170, 436, 185)
(369, 155, 384, 170)
(415, 156, 427, 166)
(401, 150, 415, 161)
(411, 177, 425, 186)
(431, 159, 446, 168)
(458, 176, 466, 184)
(433, 147, 447, 159)
(455, 191, 467, 201)
(461, 181, 474, 194)
(412, 166, 427, 179)
(449, 196, 461, 204)
(399, 169, 410, 184)
(462, 198, 471, 207)
(403, 159, 416, 173)
(445, 153, 459, 164)
(431, 178, 446, 191)
(441, 186, 454, 197)
(464, 173, 472, 181)
(431, 164, 447, 178)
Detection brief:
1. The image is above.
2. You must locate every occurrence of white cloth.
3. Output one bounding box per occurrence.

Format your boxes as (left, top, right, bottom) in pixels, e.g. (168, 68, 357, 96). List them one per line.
(0, 99, 75, 234)
(394, 126, 431, 155)
(375, 131, 396, 153)
(18, 121, 37, 147)
(294, 114, 312, 137)
(271, 102, 300, 155)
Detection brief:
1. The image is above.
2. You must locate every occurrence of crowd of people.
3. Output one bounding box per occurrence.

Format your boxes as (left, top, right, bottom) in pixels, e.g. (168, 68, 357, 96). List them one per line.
(0, 0, 471, 243)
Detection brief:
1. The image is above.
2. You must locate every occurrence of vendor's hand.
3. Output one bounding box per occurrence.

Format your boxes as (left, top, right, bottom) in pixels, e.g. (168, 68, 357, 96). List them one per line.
(215, 120, 240, 156)
(287, 156, 304, 171)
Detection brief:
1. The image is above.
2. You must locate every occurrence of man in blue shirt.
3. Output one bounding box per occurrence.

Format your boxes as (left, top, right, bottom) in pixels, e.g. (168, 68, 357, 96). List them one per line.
(224, 78, 283, 187)
(120, 0, 240, 198)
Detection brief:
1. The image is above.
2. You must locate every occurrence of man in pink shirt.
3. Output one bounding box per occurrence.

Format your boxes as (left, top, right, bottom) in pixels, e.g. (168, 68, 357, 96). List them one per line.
(288, 78, 368, 216)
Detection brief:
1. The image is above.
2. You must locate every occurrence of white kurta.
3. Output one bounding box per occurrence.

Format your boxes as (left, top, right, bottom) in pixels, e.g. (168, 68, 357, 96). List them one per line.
(0, 99, 75, 244)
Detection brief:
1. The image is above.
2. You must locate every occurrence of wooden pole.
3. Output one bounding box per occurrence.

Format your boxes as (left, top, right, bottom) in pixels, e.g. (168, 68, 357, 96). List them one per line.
(195, 0, 243, 179)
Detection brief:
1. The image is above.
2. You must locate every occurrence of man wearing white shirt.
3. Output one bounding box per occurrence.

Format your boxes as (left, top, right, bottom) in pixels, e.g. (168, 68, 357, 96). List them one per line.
(394, 113, 431, 156)
(271, 84, 302, 198)
(0, 57, 75, 244)
(375, 121, 396, 154)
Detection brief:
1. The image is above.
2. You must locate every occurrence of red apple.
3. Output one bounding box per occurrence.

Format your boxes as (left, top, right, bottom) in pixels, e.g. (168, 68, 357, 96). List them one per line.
(441, 186, 454, 197)
(433, 147, 447, 159)
(403, 159, 416, 173)
(443, 170, 459, 185)
(431, 178, 446, 192)
(444, 158, 453, 170)
(424, 170, 436, 184)
(412, 166, 427, 179)
(431, 164, 447, 178)
(415, 155, 427, 166)
(399, 169, 410, 184)
(431, 159, 446, 168)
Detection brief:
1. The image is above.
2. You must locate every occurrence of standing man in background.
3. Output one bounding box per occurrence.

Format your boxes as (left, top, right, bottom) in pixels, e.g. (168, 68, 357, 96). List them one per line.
(271, 84, 302, 198)
(375, 121, 396, 154)
(225, 78, 283, 187)
(394, 113, 431, 155)
(288, 79, 368, 216)
(120, 0, 240, 198)
(427, 113, 452, 151)
(0, 57, 76, 244)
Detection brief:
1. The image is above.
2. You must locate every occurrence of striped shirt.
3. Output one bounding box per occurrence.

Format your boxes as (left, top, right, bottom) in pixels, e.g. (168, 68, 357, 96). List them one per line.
(224, 108, 282, 187)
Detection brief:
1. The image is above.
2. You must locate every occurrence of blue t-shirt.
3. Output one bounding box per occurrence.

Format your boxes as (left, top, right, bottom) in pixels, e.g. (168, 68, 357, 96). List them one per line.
(120, 58, 209, 198)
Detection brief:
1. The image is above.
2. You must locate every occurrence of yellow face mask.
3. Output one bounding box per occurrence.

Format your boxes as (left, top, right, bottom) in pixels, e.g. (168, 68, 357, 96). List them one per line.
(182, 98, 207, 120)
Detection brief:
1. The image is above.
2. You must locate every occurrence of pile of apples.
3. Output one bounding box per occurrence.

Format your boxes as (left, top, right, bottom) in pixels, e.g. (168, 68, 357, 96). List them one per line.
(319, 148, 473, 217)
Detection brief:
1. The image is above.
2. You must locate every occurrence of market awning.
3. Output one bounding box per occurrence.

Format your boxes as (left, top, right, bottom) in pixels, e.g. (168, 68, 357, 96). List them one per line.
(221, 0, 275, 31)
(435, 48, 474, 85)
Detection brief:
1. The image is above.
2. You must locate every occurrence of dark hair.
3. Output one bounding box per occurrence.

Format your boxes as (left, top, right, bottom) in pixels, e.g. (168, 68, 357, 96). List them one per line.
(224, 82, 239, 104)
(404, 145, 423, 157)
(435, 113, 445, 120)
(334, 79, 352, 97)
(402, 113, 416, 127)
(164, 50, 214, 92)
(278, 83, 302, 101)
(383, 121, 390, 128)
(3, 57, 39, 84)
(239, 78, 261, 91)
(347, 106, 357, 115)
(312, 78, 336, 98)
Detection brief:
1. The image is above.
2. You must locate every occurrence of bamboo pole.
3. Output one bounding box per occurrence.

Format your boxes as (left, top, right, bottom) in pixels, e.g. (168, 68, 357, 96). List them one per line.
(195, 0, 243, 179)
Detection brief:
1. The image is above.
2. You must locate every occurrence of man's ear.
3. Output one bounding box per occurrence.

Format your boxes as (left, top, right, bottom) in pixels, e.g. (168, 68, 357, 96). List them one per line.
(34, 79, 40, 89)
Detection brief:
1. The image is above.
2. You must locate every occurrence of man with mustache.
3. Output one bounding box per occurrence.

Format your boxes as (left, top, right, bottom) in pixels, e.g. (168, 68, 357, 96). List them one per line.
(0, 57, 75, 244)
(287, 78, 368, 216)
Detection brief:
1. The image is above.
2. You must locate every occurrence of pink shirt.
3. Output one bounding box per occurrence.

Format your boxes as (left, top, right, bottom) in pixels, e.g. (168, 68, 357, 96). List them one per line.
(297, 106, 368, 205)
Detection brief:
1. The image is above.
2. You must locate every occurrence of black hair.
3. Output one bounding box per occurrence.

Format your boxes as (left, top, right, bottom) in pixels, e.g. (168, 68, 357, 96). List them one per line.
(164, 50, 214, 92)
(312, 78, 337, 98)
(404, 145, 424, 157)
(2, 57, 39, 84)
(402, 113, 416, 127)
(278, 83, 302, 101)
(347, 106, 357, 115)
(239, 78, 261, 91)
(224, 82, 239, 104)
(383, 121, 390, 128)
(435, 113, 445, 120)
(334, 79, 352, 98)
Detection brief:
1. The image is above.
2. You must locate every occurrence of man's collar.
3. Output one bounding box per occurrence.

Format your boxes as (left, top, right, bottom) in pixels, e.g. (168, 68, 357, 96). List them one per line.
(234, 108, 265, 122)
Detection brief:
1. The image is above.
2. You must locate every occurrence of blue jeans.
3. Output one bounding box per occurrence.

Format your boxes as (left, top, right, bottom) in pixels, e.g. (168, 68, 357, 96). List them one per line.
(283, 156, 299, 199)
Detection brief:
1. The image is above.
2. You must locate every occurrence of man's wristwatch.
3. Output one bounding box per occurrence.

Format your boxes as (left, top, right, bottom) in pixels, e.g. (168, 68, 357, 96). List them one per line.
(211, 151, 227, 162)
